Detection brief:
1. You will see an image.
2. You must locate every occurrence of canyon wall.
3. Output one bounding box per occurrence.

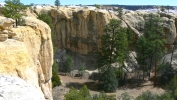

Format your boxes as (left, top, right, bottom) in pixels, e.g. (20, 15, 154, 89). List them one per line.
(49, 8, 177, 53)
(46, 7, 177, 70)
(0, 16, 53, 100)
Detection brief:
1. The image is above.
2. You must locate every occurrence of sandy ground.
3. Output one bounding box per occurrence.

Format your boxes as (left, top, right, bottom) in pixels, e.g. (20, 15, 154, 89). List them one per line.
(52, 75, 165, 100)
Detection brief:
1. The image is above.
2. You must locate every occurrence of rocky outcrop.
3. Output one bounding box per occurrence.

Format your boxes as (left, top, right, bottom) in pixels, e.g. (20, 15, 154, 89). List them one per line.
(0, 17, 53, 100)
(0, 17, 16, 41)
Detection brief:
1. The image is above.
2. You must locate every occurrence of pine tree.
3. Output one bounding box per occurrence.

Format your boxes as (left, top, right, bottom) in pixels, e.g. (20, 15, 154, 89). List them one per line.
(2, 0, 27, 27)
(136, 37, 148, 80)
(55, 0, 60, 10)
(136, 14, 166, 84)
(98, 19, 129, 91)
(98, 19, 128, 70)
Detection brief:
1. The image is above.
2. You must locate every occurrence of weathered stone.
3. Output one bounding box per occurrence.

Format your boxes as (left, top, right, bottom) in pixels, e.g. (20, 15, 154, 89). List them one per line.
(2, 30, 8, 34)
(8, 31, 16, 38)
(0, 75, 45, 100)
(0, 34, 8, 41)
(0, 16, 53, 100)
(0, 16, 15, 29)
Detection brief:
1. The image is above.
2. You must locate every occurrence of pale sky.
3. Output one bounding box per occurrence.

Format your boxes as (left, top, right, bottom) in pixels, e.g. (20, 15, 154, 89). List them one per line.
(1, 0, 177, 6)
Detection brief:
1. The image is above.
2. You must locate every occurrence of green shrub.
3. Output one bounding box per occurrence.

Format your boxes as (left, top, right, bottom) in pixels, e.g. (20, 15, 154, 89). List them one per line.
(99, 67, 118, 92)
(93, 91, 116, 100)
(135, 90, 158, 100)
(65, 85, 91, 100)
(38, 14, 53, 29)
(66, 54, 73, 73)
(166, 76, 177, 99)
(52, 60, 59, 73)
(157, 92, 174, 100)
(65, 85, 116, 100)
(94, 4, 100, 9)
(79, 63, 85, 78)
(118, 92, 134, 100)
(52, 72, 61, 88)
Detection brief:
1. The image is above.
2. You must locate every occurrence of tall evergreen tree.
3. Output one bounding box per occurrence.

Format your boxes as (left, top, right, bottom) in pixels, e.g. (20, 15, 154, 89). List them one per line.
(55, 0, 60, 10)
(2, 0, 27, 27)
(136, 14, 166, 84)
(98, 19, 128, 71)
(98, 19, 129, 91)
(136, 37, 149, 80)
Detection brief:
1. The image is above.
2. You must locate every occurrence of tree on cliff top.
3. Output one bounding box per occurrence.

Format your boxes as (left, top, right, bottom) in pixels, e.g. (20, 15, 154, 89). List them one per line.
(55, 0, 60, 10)
(2, 0, 27, 27)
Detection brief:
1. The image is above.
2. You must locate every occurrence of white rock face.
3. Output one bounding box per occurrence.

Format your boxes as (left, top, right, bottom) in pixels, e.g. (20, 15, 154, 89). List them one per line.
(0, 75, 45, 100)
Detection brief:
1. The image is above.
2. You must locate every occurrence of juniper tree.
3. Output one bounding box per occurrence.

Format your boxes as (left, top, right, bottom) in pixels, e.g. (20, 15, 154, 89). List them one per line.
(99, 67, 118, 92)
(2, 0, 27, 27)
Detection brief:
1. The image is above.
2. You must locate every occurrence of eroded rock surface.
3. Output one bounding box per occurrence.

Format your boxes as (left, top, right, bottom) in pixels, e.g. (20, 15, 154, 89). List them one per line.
(0, 17, 53, 100)
(49, 8, 177, 55)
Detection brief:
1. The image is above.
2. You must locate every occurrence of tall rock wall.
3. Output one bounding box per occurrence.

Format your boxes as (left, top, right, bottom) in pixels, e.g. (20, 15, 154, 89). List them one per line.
(50, 8, 127, 55)
(50, 8, 177, 53)
(0, 16, 53, 100)
(48, 7, 177, 70)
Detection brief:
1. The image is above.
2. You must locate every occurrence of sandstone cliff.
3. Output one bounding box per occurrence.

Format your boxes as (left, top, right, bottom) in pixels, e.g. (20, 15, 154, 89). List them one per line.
(0, 16, 53, 100)
(45, 7, 177, 70)
(49, 8, 177, 53)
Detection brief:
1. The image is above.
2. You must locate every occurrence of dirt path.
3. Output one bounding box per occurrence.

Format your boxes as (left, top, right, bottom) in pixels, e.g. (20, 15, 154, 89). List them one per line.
(52, 75, 165, 100)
